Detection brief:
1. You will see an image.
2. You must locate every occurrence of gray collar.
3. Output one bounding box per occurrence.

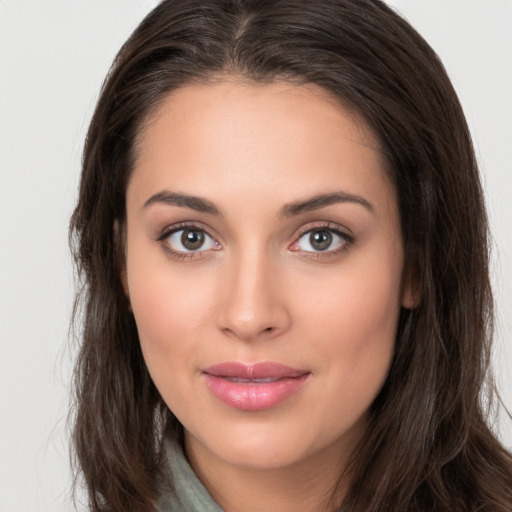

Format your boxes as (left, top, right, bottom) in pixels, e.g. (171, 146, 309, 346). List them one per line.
(156, 437, 224, 512)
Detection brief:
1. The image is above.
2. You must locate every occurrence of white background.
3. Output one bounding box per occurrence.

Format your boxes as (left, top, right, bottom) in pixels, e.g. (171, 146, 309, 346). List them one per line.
(0, 1, 510, 511)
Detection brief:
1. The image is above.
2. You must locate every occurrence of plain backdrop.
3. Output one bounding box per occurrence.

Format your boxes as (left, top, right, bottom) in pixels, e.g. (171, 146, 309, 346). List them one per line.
(0, 1, 510, 511)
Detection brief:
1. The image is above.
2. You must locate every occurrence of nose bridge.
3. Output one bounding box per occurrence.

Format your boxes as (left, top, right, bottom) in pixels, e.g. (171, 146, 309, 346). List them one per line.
(217, 241, 289, 340)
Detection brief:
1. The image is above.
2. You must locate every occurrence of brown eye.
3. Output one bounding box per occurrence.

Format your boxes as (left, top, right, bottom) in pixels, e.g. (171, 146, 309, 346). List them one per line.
(294, 227, 350, 253)
(309, 230, 332, 251)
(181, 229, 205, 250)
(164, 227, 219, 253)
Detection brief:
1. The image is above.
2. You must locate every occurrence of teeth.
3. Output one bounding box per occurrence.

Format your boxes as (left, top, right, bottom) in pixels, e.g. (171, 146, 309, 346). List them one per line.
(226, 377, 279, 383)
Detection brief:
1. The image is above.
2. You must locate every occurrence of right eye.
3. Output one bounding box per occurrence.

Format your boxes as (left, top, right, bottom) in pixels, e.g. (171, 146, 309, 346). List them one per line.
(161, 226, 221, 255)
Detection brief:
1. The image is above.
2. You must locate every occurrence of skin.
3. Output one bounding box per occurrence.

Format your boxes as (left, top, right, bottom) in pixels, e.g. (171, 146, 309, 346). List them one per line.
(123, 80, 412, 512)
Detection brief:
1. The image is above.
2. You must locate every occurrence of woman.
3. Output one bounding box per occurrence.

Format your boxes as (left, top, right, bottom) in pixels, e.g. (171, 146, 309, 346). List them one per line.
(69, 0, 512, 510)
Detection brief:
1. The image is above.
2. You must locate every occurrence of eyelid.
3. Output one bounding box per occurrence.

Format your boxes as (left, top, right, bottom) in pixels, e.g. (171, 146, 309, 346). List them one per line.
(294, 220, 353, 238)
(157, 221, 222, 259)
(157, 220, 217, 240)
(289, 221, 354, 256)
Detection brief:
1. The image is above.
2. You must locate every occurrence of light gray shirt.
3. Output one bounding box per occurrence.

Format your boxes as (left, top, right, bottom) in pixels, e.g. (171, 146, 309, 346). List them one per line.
(156, 438, 224, 512)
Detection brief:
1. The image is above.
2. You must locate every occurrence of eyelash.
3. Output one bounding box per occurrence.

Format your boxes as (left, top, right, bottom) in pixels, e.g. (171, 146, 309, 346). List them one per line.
(291, 222, 354, 259)
(157, 221, 354, 261)
(157, 222, 221, 261)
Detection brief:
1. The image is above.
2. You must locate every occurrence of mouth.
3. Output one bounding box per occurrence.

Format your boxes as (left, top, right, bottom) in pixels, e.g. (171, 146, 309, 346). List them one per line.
(202, 362, 311, 411)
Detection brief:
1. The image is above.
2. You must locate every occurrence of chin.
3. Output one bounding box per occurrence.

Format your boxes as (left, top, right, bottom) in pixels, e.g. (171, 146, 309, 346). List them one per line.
(185, 415, 313, 470)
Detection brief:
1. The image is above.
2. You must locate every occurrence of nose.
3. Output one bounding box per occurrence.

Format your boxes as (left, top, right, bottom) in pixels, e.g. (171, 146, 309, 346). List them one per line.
(215, 249, 291, 341)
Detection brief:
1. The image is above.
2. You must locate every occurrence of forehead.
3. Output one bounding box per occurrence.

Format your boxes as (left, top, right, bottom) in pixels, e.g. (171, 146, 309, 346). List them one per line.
(128, 80, 395, 216)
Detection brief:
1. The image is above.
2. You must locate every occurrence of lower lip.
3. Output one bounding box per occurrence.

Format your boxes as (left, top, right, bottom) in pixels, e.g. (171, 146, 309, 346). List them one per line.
(203, 374, 310, 411)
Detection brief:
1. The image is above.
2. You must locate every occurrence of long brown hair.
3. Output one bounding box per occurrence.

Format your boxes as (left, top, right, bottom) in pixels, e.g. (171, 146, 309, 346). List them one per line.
(69, 0, 512, 510)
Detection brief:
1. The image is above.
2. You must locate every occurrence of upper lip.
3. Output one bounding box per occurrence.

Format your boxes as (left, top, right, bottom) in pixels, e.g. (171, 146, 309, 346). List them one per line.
(203, 362, 309, 380)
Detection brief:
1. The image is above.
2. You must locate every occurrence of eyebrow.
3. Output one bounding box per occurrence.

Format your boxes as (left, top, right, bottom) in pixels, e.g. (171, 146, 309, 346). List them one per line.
(279, 191, 374, 218)
(143, 190, 220, 215)
(143, 189, 373, 217)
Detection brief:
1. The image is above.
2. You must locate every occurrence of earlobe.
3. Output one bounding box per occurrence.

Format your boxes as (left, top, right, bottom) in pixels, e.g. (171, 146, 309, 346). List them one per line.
(114, 220, 130, 302)
(119, 266, 130, 301)
(401, 268, 420, 309)
(401, 291, 419, 309)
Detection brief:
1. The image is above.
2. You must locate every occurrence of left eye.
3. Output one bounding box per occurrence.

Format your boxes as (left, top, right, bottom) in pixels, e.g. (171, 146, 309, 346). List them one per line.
(165, 228, 218, 252)
(295, 228, 347, 252)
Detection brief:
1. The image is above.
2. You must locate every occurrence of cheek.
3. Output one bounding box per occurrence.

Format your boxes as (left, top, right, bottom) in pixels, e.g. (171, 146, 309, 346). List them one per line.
(300, 255, 401, 341)
(127, 266, 219, 420)
(293, 258, 401, 429)
(293, 247, 403, 384)
(131, 277, 210, 342)
(125, 239, 216, 374)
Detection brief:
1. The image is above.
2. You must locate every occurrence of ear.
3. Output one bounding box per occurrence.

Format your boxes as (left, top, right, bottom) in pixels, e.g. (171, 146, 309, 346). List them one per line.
(114, 220, 130, 301)
(401, 265, 420, 309)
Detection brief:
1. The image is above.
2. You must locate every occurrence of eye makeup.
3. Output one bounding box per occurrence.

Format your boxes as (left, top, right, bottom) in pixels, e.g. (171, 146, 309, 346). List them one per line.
(155, 219, 355, 262)
(289, 221, 355, 259)
(156, 221, 222, 261)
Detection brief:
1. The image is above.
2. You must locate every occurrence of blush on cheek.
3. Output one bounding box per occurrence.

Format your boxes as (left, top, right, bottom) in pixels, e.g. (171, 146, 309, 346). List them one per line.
(305, 276, 400, 393)
(129, 271, 213, 362)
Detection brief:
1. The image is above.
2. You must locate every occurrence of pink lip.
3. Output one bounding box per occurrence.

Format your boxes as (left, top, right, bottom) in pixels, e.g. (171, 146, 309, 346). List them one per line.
(202, 362, 310, 411)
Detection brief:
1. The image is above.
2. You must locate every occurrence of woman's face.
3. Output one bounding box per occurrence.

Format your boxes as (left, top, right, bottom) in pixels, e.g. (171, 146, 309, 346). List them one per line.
(124, 81, 410, 473)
